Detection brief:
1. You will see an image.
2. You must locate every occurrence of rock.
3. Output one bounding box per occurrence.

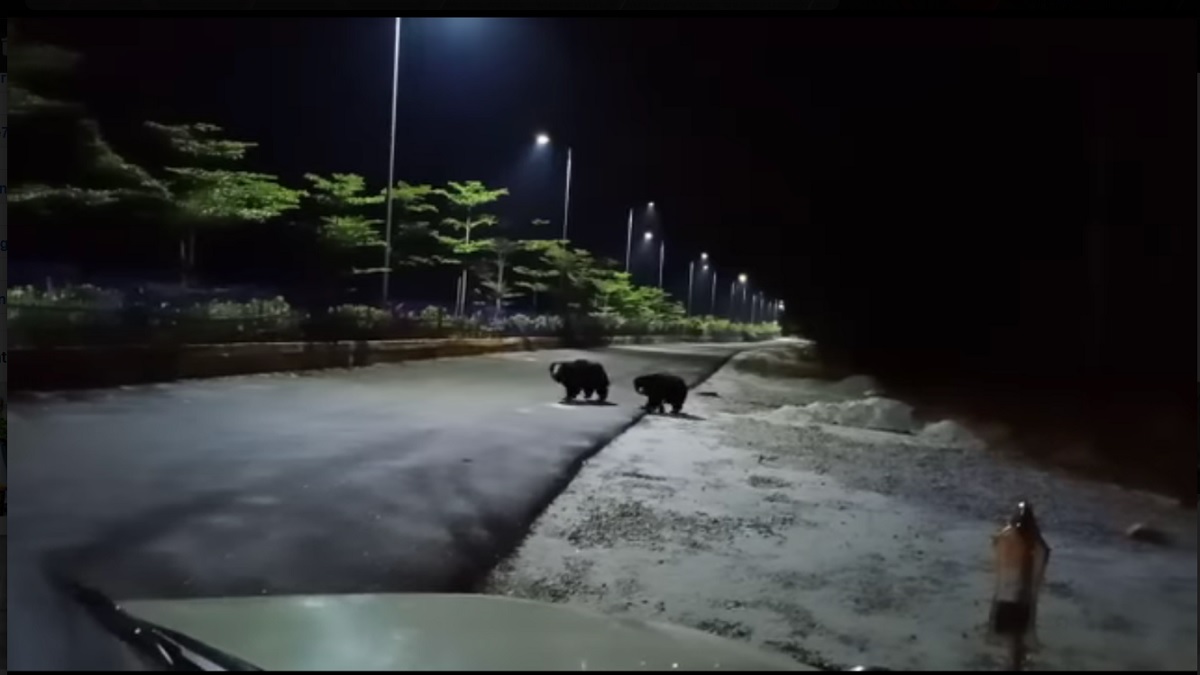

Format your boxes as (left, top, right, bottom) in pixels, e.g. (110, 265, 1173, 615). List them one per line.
(1125, 523, 1171, 546)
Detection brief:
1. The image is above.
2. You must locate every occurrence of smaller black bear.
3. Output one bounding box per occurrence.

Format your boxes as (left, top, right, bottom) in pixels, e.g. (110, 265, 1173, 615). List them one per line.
(549, 359, 610, 402)
(634, 373, 688, 414)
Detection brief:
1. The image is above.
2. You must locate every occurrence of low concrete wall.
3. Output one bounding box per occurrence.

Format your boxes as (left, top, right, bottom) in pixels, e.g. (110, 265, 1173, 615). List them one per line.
(11, 334, 764, 391)
(11, 336, 563, 391)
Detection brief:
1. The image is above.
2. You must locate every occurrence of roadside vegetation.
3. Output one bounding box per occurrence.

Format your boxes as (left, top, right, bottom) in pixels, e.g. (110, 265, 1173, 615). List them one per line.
(9, 26, 778, 347)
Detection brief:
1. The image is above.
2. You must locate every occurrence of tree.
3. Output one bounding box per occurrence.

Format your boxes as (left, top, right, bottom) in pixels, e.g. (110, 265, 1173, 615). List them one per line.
(520, 240, 611, 314)
(379, 181, 451, 272)
(296, 173, 385, 302)
(8, 26, 175, 276)
(9, 27, 169, 215)
(510, 218, 558, 314)
(473, 237, 527, 317)
(144, 121, 305, 284)
(434, 181, 510, 316)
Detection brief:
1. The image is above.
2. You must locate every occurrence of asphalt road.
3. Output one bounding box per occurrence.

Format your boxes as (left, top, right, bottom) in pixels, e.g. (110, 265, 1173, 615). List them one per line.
(9, 343, 743, 605)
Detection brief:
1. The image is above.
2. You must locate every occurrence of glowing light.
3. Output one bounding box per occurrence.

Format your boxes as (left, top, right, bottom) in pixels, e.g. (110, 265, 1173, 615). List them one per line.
(535, 133, 551, 146)
(738, 274, 748, 283)
(643, 231, 653, 241)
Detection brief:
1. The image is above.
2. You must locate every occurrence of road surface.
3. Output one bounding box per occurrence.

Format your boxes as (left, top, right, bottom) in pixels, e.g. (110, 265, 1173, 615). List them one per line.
(8, 342, 744, 668)
(11, 342, 744, 596)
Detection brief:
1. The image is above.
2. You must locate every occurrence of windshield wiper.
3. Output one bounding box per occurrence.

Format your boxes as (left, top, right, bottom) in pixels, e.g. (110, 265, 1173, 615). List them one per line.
(58, 578, 261, 671)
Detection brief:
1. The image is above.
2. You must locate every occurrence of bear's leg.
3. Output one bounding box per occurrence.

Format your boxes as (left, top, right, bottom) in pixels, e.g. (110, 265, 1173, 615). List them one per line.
(596, 385, 609, 403)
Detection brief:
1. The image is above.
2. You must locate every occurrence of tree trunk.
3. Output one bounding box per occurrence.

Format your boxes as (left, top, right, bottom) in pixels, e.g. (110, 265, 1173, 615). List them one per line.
(179, 234, 189, 287)
(178, 225, 198, 287)
(495, 258, 506, 318)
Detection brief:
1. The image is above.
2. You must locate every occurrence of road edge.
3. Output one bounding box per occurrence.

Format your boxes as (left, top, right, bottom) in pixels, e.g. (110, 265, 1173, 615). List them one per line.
(469, 343, 755, 592)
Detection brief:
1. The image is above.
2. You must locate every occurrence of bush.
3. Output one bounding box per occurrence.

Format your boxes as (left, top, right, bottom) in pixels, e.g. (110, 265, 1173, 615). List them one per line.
(322, 304, 393, 339)
(8, 284, 129, 347)
(8, 284, 125, 309)
(165, 296, 304, 343)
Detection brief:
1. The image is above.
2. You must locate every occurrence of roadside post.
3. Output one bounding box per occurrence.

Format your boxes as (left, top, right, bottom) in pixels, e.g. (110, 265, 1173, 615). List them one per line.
(989, 500, 1050, 671)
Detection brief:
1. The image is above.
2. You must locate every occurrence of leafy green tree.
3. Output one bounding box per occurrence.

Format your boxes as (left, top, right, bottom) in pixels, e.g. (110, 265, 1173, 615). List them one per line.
(434, 181, 510, 316)
(510, 218, 559, 313)
(144, 121, 305, 284)
(297, 173, 385, 301)
(9, 27, 169, 215)
(303, 173, 385, 248)
(520, 240, 613, 315)
(472, 237, 527, 317)
(379, 181, 452, 272)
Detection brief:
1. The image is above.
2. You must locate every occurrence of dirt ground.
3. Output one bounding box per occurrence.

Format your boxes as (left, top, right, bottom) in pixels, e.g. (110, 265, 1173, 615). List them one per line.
(484, 342, 1198, 671)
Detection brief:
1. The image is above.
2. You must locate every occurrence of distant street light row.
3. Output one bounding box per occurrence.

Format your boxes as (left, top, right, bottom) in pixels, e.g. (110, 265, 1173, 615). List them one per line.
(377, 19, 777, 321)
(538, 133, 782, 322)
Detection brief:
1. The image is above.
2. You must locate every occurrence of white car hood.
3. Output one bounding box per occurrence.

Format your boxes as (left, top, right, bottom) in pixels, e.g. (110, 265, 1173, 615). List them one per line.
(121, 592, 815, 671)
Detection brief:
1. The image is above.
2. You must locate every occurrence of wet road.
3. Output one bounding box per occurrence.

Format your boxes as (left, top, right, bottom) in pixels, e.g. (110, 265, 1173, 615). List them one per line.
(9, 342, 743, 604)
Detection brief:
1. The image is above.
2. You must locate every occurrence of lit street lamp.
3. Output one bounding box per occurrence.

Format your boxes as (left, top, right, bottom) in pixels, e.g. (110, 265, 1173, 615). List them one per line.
(729, 274, 747, 321)
(658, 239, 666, 289)
(381, 17, 404, 306)
(687, 252, 709, 316)
(534, 132, 573, 242)
(710, 269, 719, 316)
(625, 202, 653, 273)
(739, 274, 749, 322)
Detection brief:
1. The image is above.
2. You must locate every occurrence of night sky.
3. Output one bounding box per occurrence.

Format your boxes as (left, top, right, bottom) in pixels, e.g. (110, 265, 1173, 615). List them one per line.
(16, 16, 1195, 383)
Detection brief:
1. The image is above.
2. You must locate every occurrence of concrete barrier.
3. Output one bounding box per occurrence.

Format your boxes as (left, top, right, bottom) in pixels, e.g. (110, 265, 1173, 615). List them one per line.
(9, 334, 766, 391)
(11, 337, 564, 391)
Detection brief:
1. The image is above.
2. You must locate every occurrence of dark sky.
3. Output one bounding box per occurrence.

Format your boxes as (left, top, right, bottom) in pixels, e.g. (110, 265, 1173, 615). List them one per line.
(17, 17, 1195, 382)
(13, 17, 1029, 300)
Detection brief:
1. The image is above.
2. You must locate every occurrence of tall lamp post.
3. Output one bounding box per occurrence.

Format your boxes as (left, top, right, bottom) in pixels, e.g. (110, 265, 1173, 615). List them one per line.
(562, 146, 573, 242)
(381, 17, 403, 307)
(626, 201, 653, 273)
(687, 252, 708, 315)
(535, 133, 572, 242)
(730, 274, 747, 321)
(658, 239, 666, 289)
(736, 274, 748, 321)
(710, 269, 718, 316)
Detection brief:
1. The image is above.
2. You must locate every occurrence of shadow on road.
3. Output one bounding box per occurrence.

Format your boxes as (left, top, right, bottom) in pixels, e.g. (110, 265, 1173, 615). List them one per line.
(559, 400, 619, 407)
(642, 411, 707, 422)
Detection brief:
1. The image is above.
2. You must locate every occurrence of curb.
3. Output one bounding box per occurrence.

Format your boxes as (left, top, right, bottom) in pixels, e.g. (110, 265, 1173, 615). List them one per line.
(10, 336, 774, 392)
(477, 342, 755, 590)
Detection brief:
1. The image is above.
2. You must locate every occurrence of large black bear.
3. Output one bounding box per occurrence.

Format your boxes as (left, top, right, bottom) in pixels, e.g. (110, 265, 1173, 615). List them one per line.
(549, 359, 610, 402)
(634, 373, 688, 414)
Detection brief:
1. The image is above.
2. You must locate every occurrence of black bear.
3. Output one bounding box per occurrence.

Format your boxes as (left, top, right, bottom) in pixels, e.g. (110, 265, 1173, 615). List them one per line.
(549, 359, 610, 403)
(634, 373, 688, 414)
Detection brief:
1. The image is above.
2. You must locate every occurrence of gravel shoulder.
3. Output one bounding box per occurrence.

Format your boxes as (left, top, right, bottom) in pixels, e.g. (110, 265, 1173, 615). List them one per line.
(484, 342, 1198, 671)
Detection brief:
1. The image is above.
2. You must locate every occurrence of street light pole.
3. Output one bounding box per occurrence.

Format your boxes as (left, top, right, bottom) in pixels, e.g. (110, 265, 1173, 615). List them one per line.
(687, 261, 695, 315)
(710, 270, 718, 316)
(562, 146, 573, 242)
(624, 207, 634, 272)
(381, 17, 402, 307)
(658, 240, 666, 289)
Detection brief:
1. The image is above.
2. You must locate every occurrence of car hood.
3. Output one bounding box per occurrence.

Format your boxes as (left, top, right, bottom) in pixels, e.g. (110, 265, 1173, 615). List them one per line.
(120, 592, 815, 671)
